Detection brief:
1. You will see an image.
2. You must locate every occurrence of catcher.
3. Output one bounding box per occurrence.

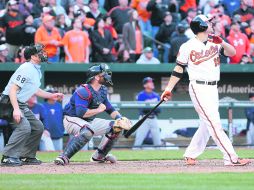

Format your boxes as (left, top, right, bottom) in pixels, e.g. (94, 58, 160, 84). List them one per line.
(54, 63, 132, 165)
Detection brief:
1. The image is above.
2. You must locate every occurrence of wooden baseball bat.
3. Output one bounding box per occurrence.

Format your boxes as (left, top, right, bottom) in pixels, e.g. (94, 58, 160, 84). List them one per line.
(124, 99, 164, 138)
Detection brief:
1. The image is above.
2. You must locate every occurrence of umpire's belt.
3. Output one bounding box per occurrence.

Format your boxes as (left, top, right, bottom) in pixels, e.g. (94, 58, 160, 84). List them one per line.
(196, 80, 218, 85)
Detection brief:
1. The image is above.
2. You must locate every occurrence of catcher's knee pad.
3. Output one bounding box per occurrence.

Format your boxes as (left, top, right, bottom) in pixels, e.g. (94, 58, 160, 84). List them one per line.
(63, 127, 94, 159)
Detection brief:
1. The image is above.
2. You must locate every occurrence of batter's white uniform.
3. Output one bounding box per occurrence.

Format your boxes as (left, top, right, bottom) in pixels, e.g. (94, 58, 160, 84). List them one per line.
(177, 37, 239, 165)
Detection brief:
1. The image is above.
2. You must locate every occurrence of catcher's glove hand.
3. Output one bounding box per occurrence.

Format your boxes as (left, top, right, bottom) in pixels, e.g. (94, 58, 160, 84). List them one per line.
(113, 117, 132, 133)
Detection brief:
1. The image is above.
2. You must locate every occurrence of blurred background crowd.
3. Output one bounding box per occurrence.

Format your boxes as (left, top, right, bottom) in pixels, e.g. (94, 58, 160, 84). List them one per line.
(0, 0, 253, 64)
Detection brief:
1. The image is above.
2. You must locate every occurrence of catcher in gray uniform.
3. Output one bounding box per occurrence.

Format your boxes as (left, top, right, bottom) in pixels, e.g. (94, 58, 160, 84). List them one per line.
(54, 64, 132, 165)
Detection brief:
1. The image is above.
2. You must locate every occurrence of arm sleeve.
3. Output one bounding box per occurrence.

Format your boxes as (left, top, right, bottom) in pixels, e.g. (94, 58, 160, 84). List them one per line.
(176, 43, 188, 66)
(104, 97, 116, 115)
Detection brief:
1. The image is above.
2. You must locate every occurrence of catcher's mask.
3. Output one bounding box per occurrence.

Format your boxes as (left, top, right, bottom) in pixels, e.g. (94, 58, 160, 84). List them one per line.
(86, 63, 113, 86)
(24, 44, 48, 62)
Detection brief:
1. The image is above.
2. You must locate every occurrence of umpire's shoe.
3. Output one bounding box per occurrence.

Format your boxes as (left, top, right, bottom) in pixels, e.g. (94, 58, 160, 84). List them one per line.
(21, 157, 42, 165)
(1, 156, 22, 167)
(54, 155, 70, 166)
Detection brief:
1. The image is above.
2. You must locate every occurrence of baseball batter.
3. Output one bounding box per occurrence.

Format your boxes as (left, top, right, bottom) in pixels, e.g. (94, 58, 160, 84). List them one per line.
(54, 64, 132, 165)
(161, 15, 250, 166)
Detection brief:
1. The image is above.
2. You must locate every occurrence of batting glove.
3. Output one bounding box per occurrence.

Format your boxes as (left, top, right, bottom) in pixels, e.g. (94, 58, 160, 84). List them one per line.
(208, 34, 223, 44)
(161, 88, 172, 101)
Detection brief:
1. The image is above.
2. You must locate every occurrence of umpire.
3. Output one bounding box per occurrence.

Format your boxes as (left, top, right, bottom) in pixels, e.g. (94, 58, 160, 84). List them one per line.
(0, 44, 63, 166)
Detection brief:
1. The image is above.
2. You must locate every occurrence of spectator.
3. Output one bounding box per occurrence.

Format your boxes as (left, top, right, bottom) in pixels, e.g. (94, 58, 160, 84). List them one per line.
(108, 0, 131, 34)
(220, 0, 240, 16)
(0, 44, 12, 63)
(31, 0, 49, 18)
(49, 0, 71, 27)
(233, 0, 254, 23)
(90, 17, 115, 62)
(104, 0, 120, 12)
(245, 18, 254, 57)
(181, 8, 197, 26)
(136, 47, 160, 64)
(240, 53, 252, 64)
(56, 14, 68, 62)
(42, 87, 64, 151)
(213, 21, 228, 63)
(211, 3, 231, 29)
(86, 0, 103, 21)
(123, 9, 143, 62)
(35, 15, 62, 63)
(62, 18, 90, 63)
(170, 23, 189, 62)
(131, 0, 152, 36)
(0, 0, 25, 59)
(179, 0, 197, 19)
(23, 15, 36, 46)
(104, 15, 118, 40)
(155, 11, 176, 63)
(202, 0, 217, 15)
(19, 0, 33, 17)
(227, 21, 250, 64)
(245, 93, 254, 146)
(133, 77, 161, 148)
(14, 46, 27, 64)
(74, 7, 95, 31)
(75, 0, 90, 13)
(147, 0, 177, 58)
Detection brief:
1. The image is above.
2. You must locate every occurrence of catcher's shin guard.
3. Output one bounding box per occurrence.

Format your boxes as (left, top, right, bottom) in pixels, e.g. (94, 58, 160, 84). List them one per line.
(63, 127, 94, 159)
(91, 130, 120, 162)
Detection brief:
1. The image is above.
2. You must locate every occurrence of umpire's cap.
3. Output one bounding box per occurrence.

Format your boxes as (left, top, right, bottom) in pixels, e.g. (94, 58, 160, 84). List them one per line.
(86, 63, 113, 85)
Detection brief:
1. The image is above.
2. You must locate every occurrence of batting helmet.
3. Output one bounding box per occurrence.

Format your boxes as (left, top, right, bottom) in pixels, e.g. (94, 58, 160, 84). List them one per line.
(190, 15, 213, 34)
(86, 63, 113, 85)
(24, 44, 48, 62)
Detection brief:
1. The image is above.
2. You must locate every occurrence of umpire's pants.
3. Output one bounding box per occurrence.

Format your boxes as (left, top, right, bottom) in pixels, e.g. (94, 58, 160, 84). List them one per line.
(2, 102, 44, 158)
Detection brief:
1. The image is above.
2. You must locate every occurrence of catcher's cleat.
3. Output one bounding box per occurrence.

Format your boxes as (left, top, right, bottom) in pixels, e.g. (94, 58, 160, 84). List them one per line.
(225, 158, 251, 166)
(185, 157, 197, 165)
(90, 154, 117, 163)
(20, 157, 42, 165)
(1, 156, 22, 167)
(54, 155, 70, 166)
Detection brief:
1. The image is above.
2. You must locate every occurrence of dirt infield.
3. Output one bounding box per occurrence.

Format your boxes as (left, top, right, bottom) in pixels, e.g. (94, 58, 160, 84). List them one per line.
(1, 159, 253, 174)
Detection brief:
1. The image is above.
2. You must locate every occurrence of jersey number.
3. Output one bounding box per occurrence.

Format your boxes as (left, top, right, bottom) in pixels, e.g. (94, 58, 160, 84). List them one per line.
(16, 75, 26, 83)
(214, 57, 220, 67)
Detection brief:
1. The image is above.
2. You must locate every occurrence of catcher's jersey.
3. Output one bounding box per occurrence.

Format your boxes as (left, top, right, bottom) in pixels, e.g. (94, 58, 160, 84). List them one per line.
(176, 37, 222, 81)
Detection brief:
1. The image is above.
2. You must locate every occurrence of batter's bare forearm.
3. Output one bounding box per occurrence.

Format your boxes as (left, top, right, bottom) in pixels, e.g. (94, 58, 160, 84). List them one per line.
(9, 84, 20, 110)
(221, 41, 236, 57)
(165, 65, 183, 91)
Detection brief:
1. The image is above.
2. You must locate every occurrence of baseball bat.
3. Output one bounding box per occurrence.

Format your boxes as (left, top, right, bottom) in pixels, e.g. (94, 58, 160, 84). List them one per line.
(124, 99, 164, 138)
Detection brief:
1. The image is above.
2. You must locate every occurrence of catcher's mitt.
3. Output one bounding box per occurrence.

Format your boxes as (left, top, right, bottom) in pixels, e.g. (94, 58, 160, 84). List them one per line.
(113, 117, 132, 133)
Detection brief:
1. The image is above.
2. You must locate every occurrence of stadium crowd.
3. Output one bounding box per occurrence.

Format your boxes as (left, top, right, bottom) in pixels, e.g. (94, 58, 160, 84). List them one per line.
(0, 0, 253, 64)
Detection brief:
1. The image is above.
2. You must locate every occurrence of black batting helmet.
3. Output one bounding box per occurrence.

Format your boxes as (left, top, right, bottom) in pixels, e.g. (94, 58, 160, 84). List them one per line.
(86, 63, 113, 85)
(190, 15, 213, 34)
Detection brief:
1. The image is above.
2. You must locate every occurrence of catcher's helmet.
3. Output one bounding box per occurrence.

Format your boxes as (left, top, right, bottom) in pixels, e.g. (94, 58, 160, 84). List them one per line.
(190, 15, 213, 34)
(24, 44, 48, 62)
(86, 63, 113, 85)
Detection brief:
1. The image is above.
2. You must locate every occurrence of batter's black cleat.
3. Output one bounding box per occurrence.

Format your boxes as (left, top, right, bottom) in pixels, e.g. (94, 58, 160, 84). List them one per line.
(21, 157, 42, 165)
(1, 156, 22, 167)
(54, 155, 70, 166)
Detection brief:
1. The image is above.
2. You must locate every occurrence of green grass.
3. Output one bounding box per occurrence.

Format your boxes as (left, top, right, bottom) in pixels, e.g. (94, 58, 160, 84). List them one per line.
(1, 173, 254, 190)
(36, 148, 254, 163)
(1, 149, 253, 190)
